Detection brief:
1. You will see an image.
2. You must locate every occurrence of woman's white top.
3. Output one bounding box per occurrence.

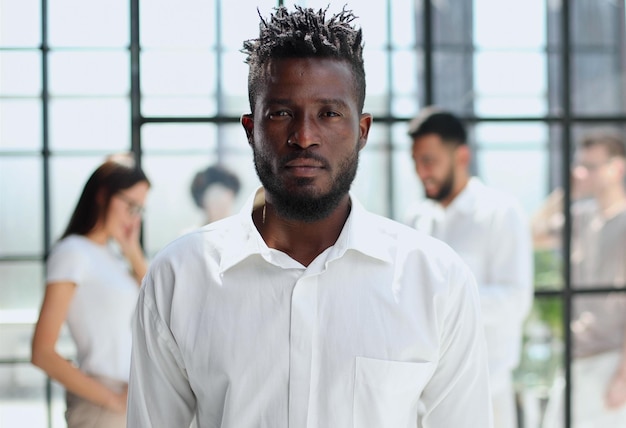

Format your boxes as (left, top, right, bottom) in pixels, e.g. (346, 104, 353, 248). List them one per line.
(46, 235, 139, 382)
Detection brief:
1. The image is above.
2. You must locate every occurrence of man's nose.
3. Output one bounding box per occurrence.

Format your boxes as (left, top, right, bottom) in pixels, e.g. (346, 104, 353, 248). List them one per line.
(288, 116, 321, 149)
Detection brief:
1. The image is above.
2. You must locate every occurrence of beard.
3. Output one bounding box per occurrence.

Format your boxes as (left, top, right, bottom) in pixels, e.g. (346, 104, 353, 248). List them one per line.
(426, 165, 455, 202)
(253, 146, 359, 223)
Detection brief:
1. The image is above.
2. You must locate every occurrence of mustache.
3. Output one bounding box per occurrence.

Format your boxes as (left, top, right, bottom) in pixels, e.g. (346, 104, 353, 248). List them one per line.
(280, 151, 330, 169)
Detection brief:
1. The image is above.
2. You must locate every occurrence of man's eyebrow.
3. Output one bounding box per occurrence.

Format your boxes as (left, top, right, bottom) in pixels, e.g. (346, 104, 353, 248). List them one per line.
(264, 98, 351, 109)
(317, 98, 349, 108)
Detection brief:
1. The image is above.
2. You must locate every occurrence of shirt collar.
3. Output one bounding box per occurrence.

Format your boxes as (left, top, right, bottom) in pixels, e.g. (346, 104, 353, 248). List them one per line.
(219, 187, 393, 273)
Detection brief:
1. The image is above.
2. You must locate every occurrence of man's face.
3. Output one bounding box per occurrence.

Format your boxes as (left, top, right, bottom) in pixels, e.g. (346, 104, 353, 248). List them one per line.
(573, 145, 623, 197)
(242, 57, 371, 222)
(411, 133, 458, 203)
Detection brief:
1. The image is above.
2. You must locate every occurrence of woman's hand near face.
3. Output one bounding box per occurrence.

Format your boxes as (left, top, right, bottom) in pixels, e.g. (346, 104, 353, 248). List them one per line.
(114, 216, 148, 285)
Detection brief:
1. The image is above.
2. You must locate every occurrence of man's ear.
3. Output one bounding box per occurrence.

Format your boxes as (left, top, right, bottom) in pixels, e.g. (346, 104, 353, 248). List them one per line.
(241, 114, 254, 146)
(456, 144, 471, 167)
(358, 113, 373, 151)
(611, 157, 626, 177)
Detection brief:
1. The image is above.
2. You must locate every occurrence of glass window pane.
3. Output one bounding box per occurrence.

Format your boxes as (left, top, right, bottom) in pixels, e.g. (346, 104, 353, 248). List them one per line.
(392, 133, 423, 223)
(141, 124, 217, 152)
(391, 0, 417, 48)
(475, 147, 547, 216)
(0, 100, 41, 152)
(572, 53, 624, 115)
(48, 0, 128, 47)
(433, 0, 472, 45)
(514, 297, 564, 428)
(49, 155, 107, 243)
(0, 262, 44, 317)
(572, 0, 621, 46)
(547, 52, 562, 116)
(352, 146, 390, 218)
(433, 51, 473, 114)
(141, 50, 215, 116)
(391, 50, 420, 118)
(473, 51, 547, 117)
(221, 0, 277, 51)
(49, 98, 129, 151)
(141, 50, 215, 95)
(0, 157, 42, 256)
(0, 0, 41, 47)
(0, 364, 47, 427)
(221, 51, 255, 116)
(352, 2, 387, 51)
(0, 52, 41, 96)
(140, 0, 215, 48)
(0, 365, 70, 427)
(215, 123, 253, 155)
(48, 51, 129, 96)
(363, 50, 389, 116)
(474, 0, 545, 49)
(141, 96, 217, 118)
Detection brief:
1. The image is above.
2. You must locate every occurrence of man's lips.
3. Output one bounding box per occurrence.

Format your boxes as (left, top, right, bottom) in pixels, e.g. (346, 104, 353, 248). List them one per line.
(284, 159, 324, 168)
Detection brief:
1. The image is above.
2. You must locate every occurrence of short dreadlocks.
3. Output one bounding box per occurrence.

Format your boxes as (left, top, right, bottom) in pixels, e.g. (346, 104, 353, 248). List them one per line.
(242, 5, 366, 113)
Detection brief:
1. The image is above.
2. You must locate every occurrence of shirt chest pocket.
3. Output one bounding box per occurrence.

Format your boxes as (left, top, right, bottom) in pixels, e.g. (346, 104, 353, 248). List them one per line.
(353, 357, 434, 428)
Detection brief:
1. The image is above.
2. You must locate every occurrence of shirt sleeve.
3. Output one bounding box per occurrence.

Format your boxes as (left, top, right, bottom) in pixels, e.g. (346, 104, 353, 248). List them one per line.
(479, 202, 534, 327)
(420, 262, 494, 428)
(46, 239, 88, 284)
(127, 267, 196, 427)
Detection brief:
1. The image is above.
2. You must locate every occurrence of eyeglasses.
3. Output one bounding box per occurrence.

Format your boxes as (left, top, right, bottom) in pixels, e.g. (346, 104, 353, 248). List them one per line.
(575, 158, 613, 173)
(115, 193, 145, 216)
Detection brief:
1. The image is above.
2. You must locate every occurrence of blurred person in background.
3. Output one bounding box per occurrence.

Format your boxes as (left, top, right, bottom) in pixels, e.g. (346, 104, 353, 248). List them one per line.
(31, 153, 150, 428)
(404, 107, 534, 428)
(190, 163, 241, 225)
(533, 130, 626, 428)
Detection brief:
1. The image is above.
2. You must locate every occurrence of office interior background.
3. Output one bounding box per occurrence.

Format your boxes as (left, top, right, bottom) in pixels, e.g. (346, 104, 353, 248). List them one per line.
(1, 0, 625, 426)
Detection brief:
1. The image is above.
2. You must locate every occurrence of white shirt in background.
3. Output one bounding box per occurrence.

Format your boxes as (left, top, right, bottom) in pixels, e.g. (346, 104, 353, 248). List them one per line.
(404, 177, 534, 387)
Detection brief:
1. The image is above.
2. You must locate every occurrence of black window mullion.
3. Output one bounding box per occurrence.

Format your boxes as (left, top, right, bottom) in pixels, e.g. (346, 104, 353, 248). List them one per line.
(561, 0, 573, 427)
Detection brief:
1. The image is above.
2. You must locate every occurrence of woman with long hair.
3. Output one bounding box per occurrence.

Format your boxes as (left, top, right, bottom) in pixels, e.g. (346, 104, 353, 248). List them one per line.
(31, 153, 150, 428)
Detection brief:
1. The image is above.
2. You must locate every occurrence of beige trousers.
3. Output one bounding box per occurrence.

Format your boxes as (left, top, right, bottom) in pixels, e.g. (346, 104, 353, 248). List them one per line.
(65, 376, 127, 428)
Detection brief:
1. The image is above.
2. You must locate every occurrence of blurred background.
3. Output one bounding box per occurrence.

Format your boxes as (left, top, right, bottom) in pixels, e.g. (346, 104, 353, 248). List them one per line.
(1, 0, 625, 426)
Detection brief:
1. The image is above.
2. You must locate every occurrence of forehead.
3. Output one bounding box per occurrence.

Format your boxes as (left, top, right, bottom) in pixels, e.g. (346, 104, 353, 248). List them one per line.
(577, 144, 610, 161)
(257, 57, 358, 103)
(412, 133, 450, 155)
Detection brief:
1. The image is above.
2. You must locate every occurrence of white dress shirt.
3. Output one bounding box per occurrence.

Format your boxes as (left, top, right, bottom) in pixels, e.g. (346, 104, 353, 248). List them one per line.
(128, 188, 493, 428)
(404, 177, 534, 386)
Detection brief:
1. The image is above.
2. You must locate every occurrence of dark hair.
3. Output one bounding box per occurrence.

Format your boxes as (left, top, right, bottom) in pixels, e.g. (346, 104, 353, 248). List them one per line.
(241, 5, 366, 112)
(580, 129, 626, 158)
(407, 108, 467, 147)
(61, 153, 150, 239)
(190, 164, 241, 208)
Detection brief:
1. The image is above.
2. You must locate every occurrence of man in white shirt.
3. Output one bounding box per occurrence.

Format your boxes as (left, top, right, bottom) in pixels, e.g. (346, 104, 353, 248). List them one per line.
(404, 108, 533, 428)
(128, 7, 493, 428)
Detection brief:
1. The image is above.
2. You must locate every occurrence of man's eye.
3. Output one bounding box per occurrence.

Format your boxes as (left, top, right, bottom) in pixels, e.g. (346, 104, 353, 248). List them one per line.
(269, 111, 290, 119)
(322, 111, 341, 118)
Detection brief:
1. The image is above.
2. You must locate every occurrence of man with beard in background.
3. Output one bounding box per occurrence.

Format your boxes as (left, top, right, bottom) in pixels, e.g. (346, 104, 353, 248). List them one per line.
(127, 7, 492, 428)
(404, 107, 533, 428)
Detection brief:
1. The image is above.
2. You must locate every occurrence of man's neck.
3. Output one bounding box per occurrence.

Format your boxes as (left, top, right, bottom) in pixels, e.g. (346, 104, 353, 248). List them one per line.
(596, 186, 626, 218)
(254, 196, 352, 266)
